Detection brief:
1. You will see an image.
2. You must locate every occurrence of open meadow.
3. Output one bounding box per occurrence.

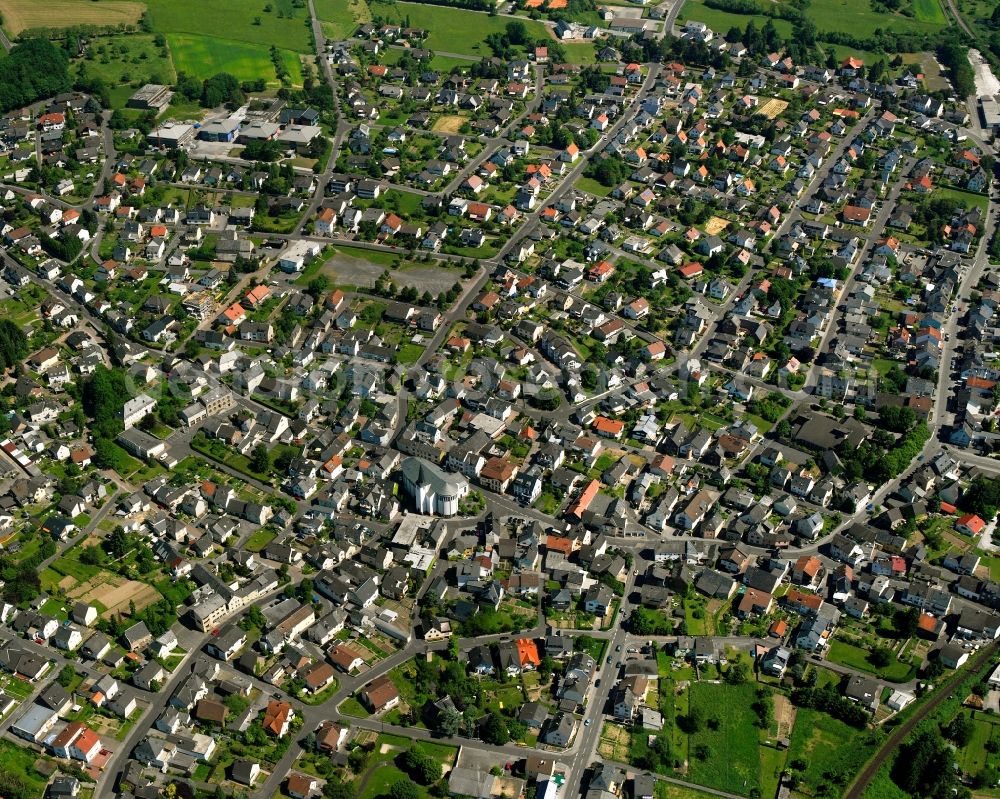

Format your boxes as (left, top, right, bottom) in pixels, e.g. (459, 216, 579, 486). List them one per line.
(74, 34, 177, 107)
(377, 1, 549, 57)
(677, 0, 948, 39)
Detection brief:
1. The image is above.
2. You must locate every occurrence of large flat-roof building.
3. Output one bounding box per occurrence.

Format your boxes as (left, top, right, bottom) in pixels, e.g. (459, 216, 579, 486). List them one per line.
(198, 117, 241, 143)
(128, 84, 174, 111)
(982, 97, 1000, 130)
(147, 122, 195, 149)
(277, 124, 322, 151)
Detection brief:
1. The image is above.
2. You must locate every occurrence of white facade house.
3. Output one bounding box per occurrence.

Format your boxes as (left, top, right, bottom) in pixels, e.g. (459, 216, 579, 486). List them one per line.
(122, 393, 156, 429)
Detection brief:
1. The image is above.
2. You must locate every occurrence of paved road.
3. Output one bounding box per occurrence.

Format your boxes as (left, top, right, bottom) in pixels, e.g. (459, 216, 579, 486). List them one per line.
(804, 156, 915, 391)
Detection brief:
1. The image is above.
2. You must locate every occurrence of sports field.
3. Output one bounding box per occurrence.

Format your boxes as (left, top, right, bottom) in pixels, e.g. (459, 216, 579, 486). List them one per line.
(0, 0, 145, 33)
(166, 32, 304, 84)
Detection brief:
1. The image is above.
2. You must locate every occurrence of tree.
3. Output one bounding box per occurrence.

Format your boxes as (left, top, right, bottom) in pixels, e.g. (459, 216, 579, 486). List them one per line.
(105, 528, 131, 559)
(0, 320, 27, 373)
(79, 544, 107, 566)
(390, 780, 420, 799)
(892, 729, 958, 799)
(505, 19, 528, 44)
(241, 605, 266, 631)
(306, 274, 330, 299)
(868, 647, 892, 668)
(250, 444, 271, 475)
(57, 664, 76, 688)
(82, 366, 132, 439)
(628, 607, 673, 635)
(893, 607, 919, 639)
(725, 659, 751, 684)
(324, 781, 354, 799)
(963, 475, 1000, 520)
(201, 72, 245, 107)
(480, 712, 510, 745)
(401, 748, 441, 785)
(677, 707, 703, 734)
(436, 709, 462, 737)
(0, 39, 72, 114)
(945, 713, 975, 748)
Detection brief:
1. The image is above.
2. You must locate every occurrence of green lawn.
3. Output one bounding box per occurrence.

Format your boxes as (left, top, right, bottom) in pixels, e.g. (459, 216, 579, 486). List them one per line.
(685, 682, 762, 793)
(190, 434, 275, 484)
(340, 696, 371, 717)
(534, 491, 561, 515)
(654, 784, 723, 799)
(562, 42, 597, 64)
(826, 638, 917, 683)
(378, 2, 548, 57)
(936, 185, 989, 214)
(760, 743, 787, 799)
(383, 189, 425, 216)
(146, 0, 313, 51)
(244, 528, 277, 553)
(397, 343, 424, 365)
(912, 0, 947, 23)
(356, 736, 457, 799)
(166, 34, 304, 85)
(155, 577, 195, 606)
(575, 176, 613, 197)
(430, 54, 478, 71)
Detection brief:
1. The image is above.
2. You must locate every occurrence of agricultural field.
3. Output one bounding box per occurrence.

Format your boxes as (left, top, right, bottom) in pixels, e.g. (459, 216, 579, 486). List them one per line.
(0, 0, 145, 34)
(40, 536, 166, 618)
(145, 0, 312, 51)
(140, 0, 310, 82)
(166, 33, 304, 85)
(801, 0, 948, 34)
